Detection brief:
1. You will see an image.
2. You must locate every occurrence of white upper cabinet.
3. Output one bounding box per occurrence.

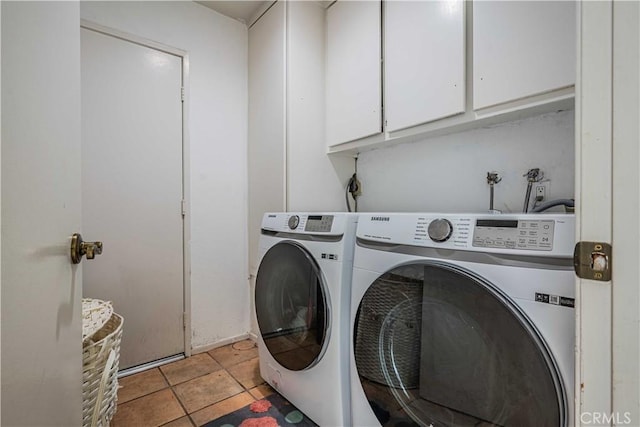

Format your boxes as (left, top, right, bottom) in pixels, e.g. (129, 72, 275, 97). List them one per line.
(473, 1, 576, 110)
(326, 0, 382, 147)
(384, 0, 465, 132)
(248, 1, 286, 271)
(325, 0, 576, 153)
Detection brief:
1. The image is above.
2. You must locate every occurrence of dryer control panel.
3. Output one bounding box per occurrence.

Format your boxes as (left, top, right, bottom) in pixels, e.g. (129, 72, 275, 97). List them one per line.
(304, 215, 334, 232)
(472, 219, 555, 251)
(262, 212, 357, 236)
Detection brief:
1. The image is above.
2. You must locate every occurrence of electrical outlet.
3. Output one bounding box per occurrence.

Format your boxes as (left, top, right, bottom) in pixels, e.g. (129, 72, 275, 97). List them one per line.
(535, 184, 546, 201)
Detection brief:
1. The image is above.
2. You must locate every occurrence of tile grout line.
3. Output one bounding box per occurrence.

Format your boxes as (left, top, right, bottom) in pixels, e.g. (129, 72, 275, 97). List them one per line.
(114, 341, 264, 426)
(180, 352, 258, 424)
(206, 350, 256, 407)
(187, 353, 264, 425)
(115, 368, 171, 407)
(160, 362, 233, 426)
(157, 366, 194, 427)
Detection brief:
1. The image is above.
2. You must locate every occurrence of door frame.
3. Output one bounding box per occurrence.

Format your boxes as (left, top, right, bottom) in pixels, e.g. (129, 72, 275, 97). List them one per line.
(576, 1, 640, 423)
(576, 1, 640, 424)
(80, 19, 192, 360)
(575, 1, 613, 422)
(611, 2, 640, 422)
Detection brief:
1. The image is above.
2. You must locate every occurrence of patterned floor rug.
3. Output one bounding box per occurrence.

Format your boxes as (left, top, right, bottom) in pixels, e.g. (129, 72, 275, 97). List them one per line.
(203, 393, 318, 427)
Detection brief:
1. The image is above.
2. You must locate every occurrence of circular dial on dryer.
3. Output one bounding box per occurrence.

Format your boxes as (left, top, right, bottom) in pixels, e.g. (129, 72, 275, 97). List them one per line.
(288, 215, 300, 230)
(428, 218, 453, 242)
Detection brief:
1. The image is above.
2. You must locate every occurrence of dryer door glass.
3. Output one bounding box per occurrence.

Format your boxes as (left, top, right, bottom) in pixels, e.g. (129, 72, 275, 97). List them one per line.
(255, 241, 329, 371)
(353, 262, 566, 427)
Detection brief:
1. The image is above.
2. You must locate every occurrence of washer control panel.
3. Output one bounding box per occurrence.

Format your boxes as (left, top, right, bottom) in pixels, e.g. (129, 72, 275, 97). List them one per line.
(304, 215, 334, 233)
(473, 219, 555, 251)
(357, 213, 573, 256)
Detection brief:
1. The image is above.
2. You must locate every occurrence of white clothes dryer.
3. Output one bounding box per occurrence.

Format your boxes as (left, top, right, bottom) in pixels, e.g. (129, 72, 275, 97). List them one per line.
(255, 212, 358, 426)
(350, 213, 575, 427)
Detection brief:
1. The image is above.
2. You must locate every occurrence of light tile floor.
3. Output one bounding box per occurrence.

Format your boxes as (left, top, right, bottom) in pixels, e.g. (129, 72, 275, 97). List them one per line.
(111, 339, 277, 427)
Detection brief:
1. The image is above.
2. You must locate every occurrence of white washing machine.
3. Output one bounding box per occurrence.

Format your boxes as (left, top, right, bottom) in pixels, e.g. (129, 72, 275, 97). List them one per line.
(350, 213, 575, 427)
(255, 212, 357, 426)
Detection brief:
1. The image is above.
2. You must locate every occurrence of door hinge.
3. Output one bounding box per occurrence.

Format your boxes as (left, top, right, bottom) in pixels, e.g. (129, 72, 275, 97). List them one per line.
(181, 87, 185, 102)
(181, 199, 186, 217)
(183, 312, 188, 329)
(573, 241, 612, 281)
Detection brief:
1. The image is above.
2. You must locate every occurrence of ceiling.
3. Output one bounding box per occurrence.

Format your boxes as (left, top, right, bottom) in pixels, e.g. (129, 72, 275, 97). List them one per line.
(195, 1, 270, 25)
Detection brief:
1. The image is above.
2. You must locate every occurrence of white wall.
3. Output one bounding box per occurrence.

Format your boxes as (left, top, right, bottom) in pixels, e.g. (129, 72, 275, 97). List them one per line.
(287, 1, 353, 212)
(357, 110, 574, 214)
(81, 1, 249, 350)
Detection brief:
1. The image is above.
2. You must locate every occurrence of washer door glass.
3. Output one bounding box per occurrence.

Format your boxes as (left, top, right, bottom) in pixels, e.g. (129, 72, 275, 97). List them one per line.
(255, 241, 329, 371)
(353, 262, 566, 427)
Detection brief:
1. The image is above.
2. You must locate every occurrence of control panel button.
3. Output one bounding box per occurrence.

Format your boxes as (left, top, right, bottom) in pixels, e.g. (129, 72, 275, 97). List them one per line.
(288, 215, 300, 230)
(304, 215, 334, 232)
(473, 219, 555, 251)
(428, 218, 453, 242)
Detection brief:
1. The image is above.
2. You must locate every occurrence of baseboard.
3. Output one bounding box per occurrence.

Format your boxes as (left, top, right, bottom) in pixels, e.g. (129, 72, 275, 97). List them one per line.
(191, 332, 256, 354)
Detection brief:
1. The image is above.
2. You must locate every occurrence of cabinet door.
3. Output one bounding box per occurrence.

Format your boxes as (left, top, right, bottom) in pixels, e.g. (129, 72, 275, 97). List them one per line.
(248, 1, 286, 272)
(473, 1, 576, 110)
(385, 0, 465, 132)
(326, 0, 382, 146)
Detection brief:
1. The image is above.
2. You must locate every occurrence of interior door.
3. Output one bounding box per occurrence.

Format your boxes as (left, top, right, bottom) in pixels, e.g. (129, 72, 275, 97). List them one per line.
(81, 27, 185, 369)
(1, 2, 83, 424)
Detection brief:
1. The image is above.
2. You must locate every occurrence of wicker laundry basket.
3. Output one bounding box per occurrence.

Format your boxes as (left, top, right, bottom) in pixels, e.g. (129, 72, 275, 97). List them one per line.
(82, 299, 123, 427)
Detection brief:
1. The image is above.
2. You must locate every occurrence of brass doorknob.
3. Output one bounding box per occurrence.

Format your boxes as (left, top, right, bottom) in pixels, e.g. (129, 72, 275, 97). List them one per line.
(71, 233, 103, 264)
